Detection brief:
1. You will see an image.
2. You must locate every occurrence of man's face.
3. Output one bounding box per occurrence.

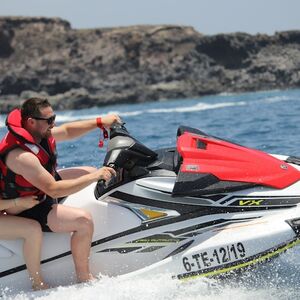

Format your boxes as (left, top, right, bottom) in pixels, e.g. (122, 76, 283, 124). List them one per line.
(30, 106, 56, 140)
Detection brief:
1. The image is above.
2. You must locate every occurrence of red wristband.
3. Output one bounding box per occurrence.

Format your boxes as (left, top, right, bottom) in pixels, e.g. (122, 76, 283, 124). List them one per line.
(97, 117, 109, 148)
(96, 117, 104, 129)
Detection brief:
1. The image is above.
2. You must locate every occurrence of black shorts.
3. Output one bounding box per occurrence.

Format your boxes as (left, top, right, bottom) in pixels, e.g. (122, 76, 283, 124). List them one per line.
(16, 172, 64, 232)
(17, 197, 57, 232)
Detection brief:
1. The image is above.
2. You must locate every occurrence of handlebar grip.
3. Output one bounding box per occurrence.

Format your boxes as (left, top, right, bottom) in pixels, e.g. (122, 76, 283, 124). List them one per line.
(105, 163, 116, 169)
(97, 179, 106, 185)
(97, 164, 116, 186)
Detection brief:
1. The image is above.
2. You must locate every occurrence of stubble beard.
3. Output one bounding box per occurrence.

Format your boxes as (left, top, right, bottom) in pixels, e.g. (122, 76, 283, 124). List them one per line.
(43, 129, 52, 139)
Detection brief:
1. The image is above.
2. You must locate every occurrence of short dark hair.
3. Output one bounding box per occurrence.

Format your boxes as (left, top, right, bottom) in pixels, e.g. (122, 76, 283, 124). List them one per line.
(21, 97, 52, 120)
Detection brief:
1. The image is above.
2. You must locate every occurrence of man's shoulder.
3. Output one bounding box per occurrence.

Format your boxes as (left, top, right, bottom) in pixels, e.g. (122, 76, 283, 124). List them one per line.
(7, 147, 27, 155)
(5, 148, 41, 175)
(6, 147, 37, 162)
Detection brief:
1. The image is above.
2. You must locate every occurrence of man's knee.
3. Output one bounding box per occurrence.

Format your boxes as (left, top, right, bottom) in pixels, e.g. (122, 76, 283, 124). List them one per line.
(76, 211, 94, 232)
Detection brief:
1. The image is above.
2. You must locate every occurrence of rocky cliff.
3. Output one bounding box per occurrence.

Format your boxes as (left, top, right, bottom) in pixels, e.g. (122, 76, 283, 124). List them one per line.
(0, 17, 300, 113)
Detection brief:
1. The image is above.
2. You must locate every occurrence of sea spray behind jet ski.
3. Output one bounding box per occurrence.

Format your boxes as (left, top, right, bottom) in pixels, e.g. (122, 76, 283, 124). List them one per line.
(2, 123, 300, 294)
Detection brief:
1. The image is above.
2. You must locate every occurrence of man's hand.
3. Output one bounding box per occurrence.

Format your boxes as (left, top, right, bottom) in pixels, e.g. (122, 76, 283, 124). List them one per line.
(100, 114, 122, 128)
(94, 166, 116, 182)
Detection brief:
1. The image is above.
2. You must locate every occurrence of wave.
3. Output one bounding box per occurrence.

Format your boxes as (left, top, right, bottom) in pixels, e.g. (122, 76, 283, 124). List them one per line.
(263, 95, 291, 103)
(4, 267, 297, 300)
(52, 101, 247, 123)
(0, 102, 244, 127)
(52, 94, 293, 122)
(0, 93, 294, 128)
(0, 120, 5, 128)
(147, 101, 246, 113)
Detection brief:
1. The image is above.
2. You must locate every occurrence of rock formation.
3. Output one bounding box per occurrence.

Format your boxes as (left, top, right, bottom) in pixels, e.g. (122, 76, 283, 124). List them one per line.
(0, 17, 299, 113)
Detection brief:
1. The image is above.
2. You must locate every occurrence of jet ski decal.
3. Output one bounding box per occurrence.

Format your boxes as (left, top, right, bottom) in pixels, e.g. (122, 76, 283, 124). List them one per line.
(96, 234, 186, 254)
(96, 218, 257, 255)
(129, 234, 185, 244)
(165, 240, 195, 258)
(97, 247, 143, 254)
(166, 218, 258, 238)
(110, 191, 292, 216)
(219, 195, 300, 207)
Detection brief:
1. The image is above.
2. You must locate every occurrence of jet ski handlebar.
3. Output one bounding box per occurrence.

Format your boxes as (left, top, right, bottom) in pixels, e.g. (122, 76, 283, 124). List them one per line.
(102, 122, 157, 170)
(97, 163, 116, 187)
(109, 122, 130, 139)
(96, 122, 157, 198)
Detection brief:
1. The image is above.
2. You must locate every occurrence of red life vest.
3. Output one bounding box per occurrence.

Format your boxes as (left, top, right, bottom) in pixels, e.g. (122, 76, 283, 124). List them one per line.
(0, 109, 57, 199)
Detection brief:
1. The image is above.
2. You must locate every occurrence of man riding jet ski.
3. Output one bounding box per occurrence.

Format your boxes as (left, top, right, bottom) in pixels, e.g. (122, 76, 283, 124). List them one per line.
(1, 123, 300, 294)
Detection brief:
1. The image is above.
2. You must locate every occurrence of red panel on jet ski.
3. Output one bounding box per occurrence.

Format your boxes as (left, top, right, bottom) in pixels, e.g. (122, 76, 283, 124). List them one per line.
(177, 132, 300, 189)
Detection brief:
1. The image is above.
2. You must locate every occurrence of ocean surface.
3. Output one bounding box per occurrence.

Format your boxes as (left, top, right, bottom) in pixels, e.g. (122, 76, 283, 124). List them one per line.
(1, 88, 300, 299)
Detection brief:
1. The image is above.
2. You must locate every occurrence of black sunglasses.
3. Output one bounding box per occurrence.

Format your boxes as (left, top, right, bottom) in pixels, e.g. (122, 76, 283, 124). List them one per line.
(32, 114, 56, 125)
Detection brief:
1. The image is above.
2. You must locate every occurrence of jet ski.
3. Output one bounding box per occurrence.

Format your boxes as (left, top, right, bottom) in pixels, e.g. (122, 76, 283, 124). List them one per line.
(2, 124, 300, 294)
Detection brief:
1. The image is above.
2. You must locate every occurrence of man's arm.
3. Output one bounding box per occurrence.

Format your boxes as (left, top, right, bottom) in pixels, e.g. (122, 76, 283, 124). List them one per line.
(52, 114, 121, 142)
(5, 149, 115, 199)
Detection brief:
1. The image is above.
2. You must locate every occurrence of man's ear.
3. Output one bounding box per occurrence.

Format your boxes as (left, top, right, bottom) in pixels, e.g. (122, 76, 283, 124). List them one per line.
(25, 117, 35, 126)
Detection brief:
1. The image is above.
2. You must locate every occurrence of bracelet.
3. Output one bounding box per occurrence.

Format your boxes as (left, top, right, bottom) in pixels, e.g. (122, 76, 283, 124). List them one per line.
(13, 199, 17, 207)
(96, 117, 104, 129)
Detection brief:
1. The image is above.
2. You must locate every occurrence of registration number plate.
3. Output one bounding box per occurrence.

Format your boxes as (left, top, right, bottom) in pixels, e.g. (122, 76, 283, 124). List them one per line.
(182, 242, 246, 272)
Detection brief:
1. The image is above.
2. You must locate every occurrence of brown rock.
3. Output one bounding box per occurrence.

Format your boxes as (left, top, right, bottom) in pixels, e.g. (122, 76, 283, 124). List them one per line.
(0, 17, 299, 113)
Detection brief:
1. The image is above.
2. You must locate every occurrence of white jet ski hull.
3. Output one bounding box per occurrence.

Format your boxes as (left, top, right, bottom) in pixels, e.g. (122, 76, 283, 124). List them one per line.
(1, 179, 300, 294)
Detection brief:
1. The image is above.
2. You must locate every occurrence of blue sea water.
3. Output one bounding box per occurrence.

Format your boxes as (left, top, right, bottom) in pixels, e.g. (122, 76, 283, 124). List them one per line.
(1, 88, 300, 299)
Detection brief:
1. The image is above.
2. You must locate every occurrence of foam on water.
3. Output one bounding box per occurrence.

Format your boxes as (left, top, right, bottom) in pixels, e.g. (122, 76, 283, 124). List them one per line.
(3, 245, 300, 300)
(1, 269, 296, 300)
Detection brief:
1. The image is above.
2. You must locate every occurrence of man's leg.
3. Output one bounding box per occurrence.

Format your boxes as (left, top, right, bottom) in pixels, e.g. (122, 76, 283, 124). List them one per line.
(0, 215, 48, 290)
(47, 204, 94, 282)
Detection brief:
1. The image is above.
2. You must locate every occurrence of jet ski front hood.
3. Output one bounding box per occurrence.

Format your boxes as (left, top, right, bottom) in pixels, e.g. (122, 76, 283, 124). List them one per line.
(172, 128, 300, 196)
